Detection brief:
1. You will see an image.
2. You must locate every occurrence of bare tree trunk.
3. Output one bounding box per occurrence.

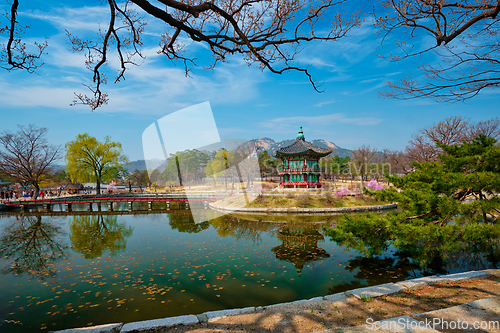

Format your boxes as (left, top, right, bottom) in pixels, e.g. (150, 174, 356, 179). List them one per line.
(34, 184, 40, 200)
(175, 156, 183, 187)
(96, 178, 101, 195)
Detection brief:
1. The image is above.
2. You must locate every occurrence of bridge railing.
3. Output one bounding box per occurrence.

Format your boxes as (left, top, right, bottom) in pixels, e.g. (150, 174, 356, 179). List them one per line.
(4, 194, 219, 207)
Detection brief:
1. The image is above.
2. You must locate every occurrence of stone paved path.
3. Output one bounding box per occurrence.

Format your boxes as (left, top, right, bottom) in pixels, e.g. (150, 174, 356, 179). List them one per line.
(317, 296, 500, 333)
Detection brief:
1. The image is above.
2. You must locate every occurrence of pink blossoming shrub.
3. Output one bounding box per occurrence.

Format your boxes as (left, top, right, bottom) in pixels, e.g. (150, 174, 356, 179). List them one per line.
(365, 179, 383, 191)
(107, 181, 117, 192)
(334, 187, 348, 197)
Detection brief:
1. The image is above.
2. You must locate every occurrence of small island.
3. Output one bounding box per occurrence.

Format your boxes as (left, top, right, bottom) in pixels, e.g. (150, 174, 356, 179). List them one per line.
(210, 192, 396, 214)
(210, 127, 395, 214)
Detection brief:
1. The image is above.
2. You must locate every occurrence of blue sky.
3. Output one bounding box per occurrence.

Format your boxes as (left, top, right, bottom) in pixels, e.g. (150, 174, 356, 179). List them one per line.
(1, 1, 498, 161)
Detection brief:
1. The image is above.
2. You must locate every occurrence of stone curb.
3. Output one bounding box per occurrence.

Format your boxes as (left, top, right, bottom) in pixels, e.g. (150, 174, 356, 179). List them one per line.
(201, 307, 256, 322)
(120, 315, 199, 332)
(209, 203, 398, 214)
(467, 297, 500, 312)
(412, 304, 469, 318)
(346, 283, 405, 299)
(49, 323, 123, 333)
(323, 293, 348, 302)
(52, 269, 498, 333)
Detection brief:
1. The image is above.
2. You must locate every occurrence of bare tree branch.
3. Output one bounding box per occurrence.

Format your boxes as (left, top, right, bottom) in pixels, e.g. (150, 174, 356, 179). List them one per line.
(2, 0, 360, 110)
(375, 0, 500, 102)
(0, 0, 47, 72)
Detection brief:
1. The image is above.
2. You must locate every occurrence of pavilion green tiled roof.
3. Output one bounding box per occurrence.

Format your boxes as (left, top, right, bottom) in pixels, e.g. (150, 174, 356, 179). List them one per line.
(275, 127, 332, 157)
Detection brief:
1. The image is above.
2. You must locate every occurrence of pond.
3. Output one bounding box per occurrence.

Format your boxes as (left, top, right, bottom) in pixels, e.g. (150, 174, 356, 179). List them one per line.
(0, 203, 499, 332)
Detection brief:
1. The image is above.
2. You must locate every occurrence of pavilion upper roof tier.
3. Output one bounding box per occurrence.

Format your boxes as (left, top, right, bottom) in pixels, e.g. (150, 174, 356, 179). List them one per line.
(275, 127, 332, 158)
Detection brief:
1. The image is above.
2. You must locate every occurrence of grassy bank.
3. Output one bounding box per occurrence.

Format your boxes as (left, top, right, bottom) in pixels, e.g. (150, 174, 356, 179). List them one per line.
(215, 193, 390, 209)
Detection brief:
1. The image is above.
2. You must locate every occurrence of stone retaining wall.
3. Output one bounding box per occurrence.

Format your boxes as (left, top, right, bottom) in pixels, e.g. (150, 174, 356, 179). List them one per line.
(51, 269, 498, 333)
(209, 202, 398, 214)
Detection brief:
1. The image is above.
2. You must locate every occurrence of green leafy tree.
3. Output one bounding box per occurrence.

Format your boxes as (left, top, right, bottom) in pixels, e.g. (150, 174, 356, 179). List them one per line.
(258, 151, 280, 180)
(320, 155, 352, 179)
(65, 134, 128, 194)
(326, 135, 500, 268)
(204, 163, 214, 186)
(106, 165, 128, 182)
(380, 134, 500, 225)
(205, 149, 237, 189)
(129, 169, 149, 192)
(162, 149, 210, 187)
(148, 169, 162, 189)
(69, 215, 133, 259)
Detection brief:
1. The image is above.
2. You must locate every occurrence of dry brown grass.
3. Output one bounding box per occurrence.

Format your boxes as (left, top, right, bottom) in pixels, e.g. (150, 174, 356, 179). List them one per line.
(243, 194, 388, 209)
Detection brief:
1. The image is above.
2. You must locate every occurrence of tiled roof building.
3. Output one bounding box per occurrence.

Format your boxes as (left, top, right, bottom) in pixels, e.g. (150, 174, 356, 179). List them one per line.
(275, 127, 332, 188)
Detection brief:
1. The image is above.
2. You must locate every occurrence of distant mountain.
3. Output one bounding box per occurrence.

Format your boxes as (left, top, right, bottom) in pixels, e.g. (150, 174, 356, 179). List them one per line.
(125, 159, 166, 172)
(126, 137, 352, 171)
(53, 164, 67, 172)
(252, 137, 352, 158)
(126, 159, 147, 171)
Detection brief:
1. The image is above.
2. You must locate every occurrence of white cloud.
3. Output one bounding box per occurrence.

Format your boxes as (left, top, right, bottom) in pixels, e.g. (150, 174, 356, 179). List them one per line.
(0, 77, 78, 109)
(260, 113, 383, 131)
(22, 6, 110, 32)
(314, 100, 336, 107)
(218, 127, 248, 136)
(359, 78, 379, 84)
(0, 52, 265, 115)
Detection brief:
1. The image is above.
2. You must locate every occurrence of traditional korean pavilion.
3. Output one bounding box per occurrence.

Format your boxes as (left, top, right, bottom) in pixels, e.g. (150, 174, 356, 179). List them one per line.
(275, 127, 332, 188)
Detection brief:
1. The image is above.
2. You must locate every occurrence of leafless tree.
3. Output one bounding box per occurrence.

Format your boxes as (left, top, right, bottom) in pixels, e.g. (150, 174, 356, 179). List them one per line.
(382, 149, 412, 175)
(1, 0, 360, 110)
(375, 0, 500, 102)
(351, 145, 377, 180)
(405, 134, 442, 163)
(468, 117, 500, 140)
(0, 215, 66, 278)
(405, 116, 500, 163)
(0, 125, 60, 199)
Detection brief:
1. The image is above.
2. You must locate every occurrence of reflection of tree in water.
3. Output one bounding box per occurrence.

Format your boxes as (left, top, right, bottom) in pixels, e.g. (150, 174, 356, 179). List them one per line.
(169, 210, 209, 233)
(0, 215, 66, 278)
(70, 214, 133, 259)
(168, 211, 271, 240)
(418, 237, 500, 272)
(209, 215, 272, 242)
(393, 224, 500, 271)
(271, 227, 330, 277)
(326, 254, 445, 295)
(326, 219, 500, 284)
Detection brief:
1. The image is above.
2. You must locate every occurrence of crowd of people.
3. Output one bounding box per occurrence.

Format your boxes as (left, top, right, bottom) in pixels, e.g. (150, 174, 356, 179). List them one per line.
(0, 189, 56, 203)
(0, 190, 17, 200)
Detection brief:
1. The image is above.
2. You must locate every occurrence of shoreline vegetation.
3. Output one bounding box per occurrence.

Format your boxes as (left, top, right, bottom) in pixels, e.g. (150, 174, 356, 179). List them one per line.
(214, 192, 392, 210)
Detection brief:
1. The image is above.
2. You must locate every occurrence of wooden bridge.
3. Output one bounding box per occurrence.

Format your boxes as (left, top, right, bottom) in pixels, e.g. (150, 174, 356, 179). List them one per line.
(2, 194, 219, 212)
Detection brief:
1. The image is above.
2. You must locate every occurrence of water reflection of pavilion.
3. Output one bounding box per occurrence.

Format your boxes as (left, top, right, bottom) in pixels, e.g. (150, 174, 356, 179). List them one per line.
(271, 226, 330, 277)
